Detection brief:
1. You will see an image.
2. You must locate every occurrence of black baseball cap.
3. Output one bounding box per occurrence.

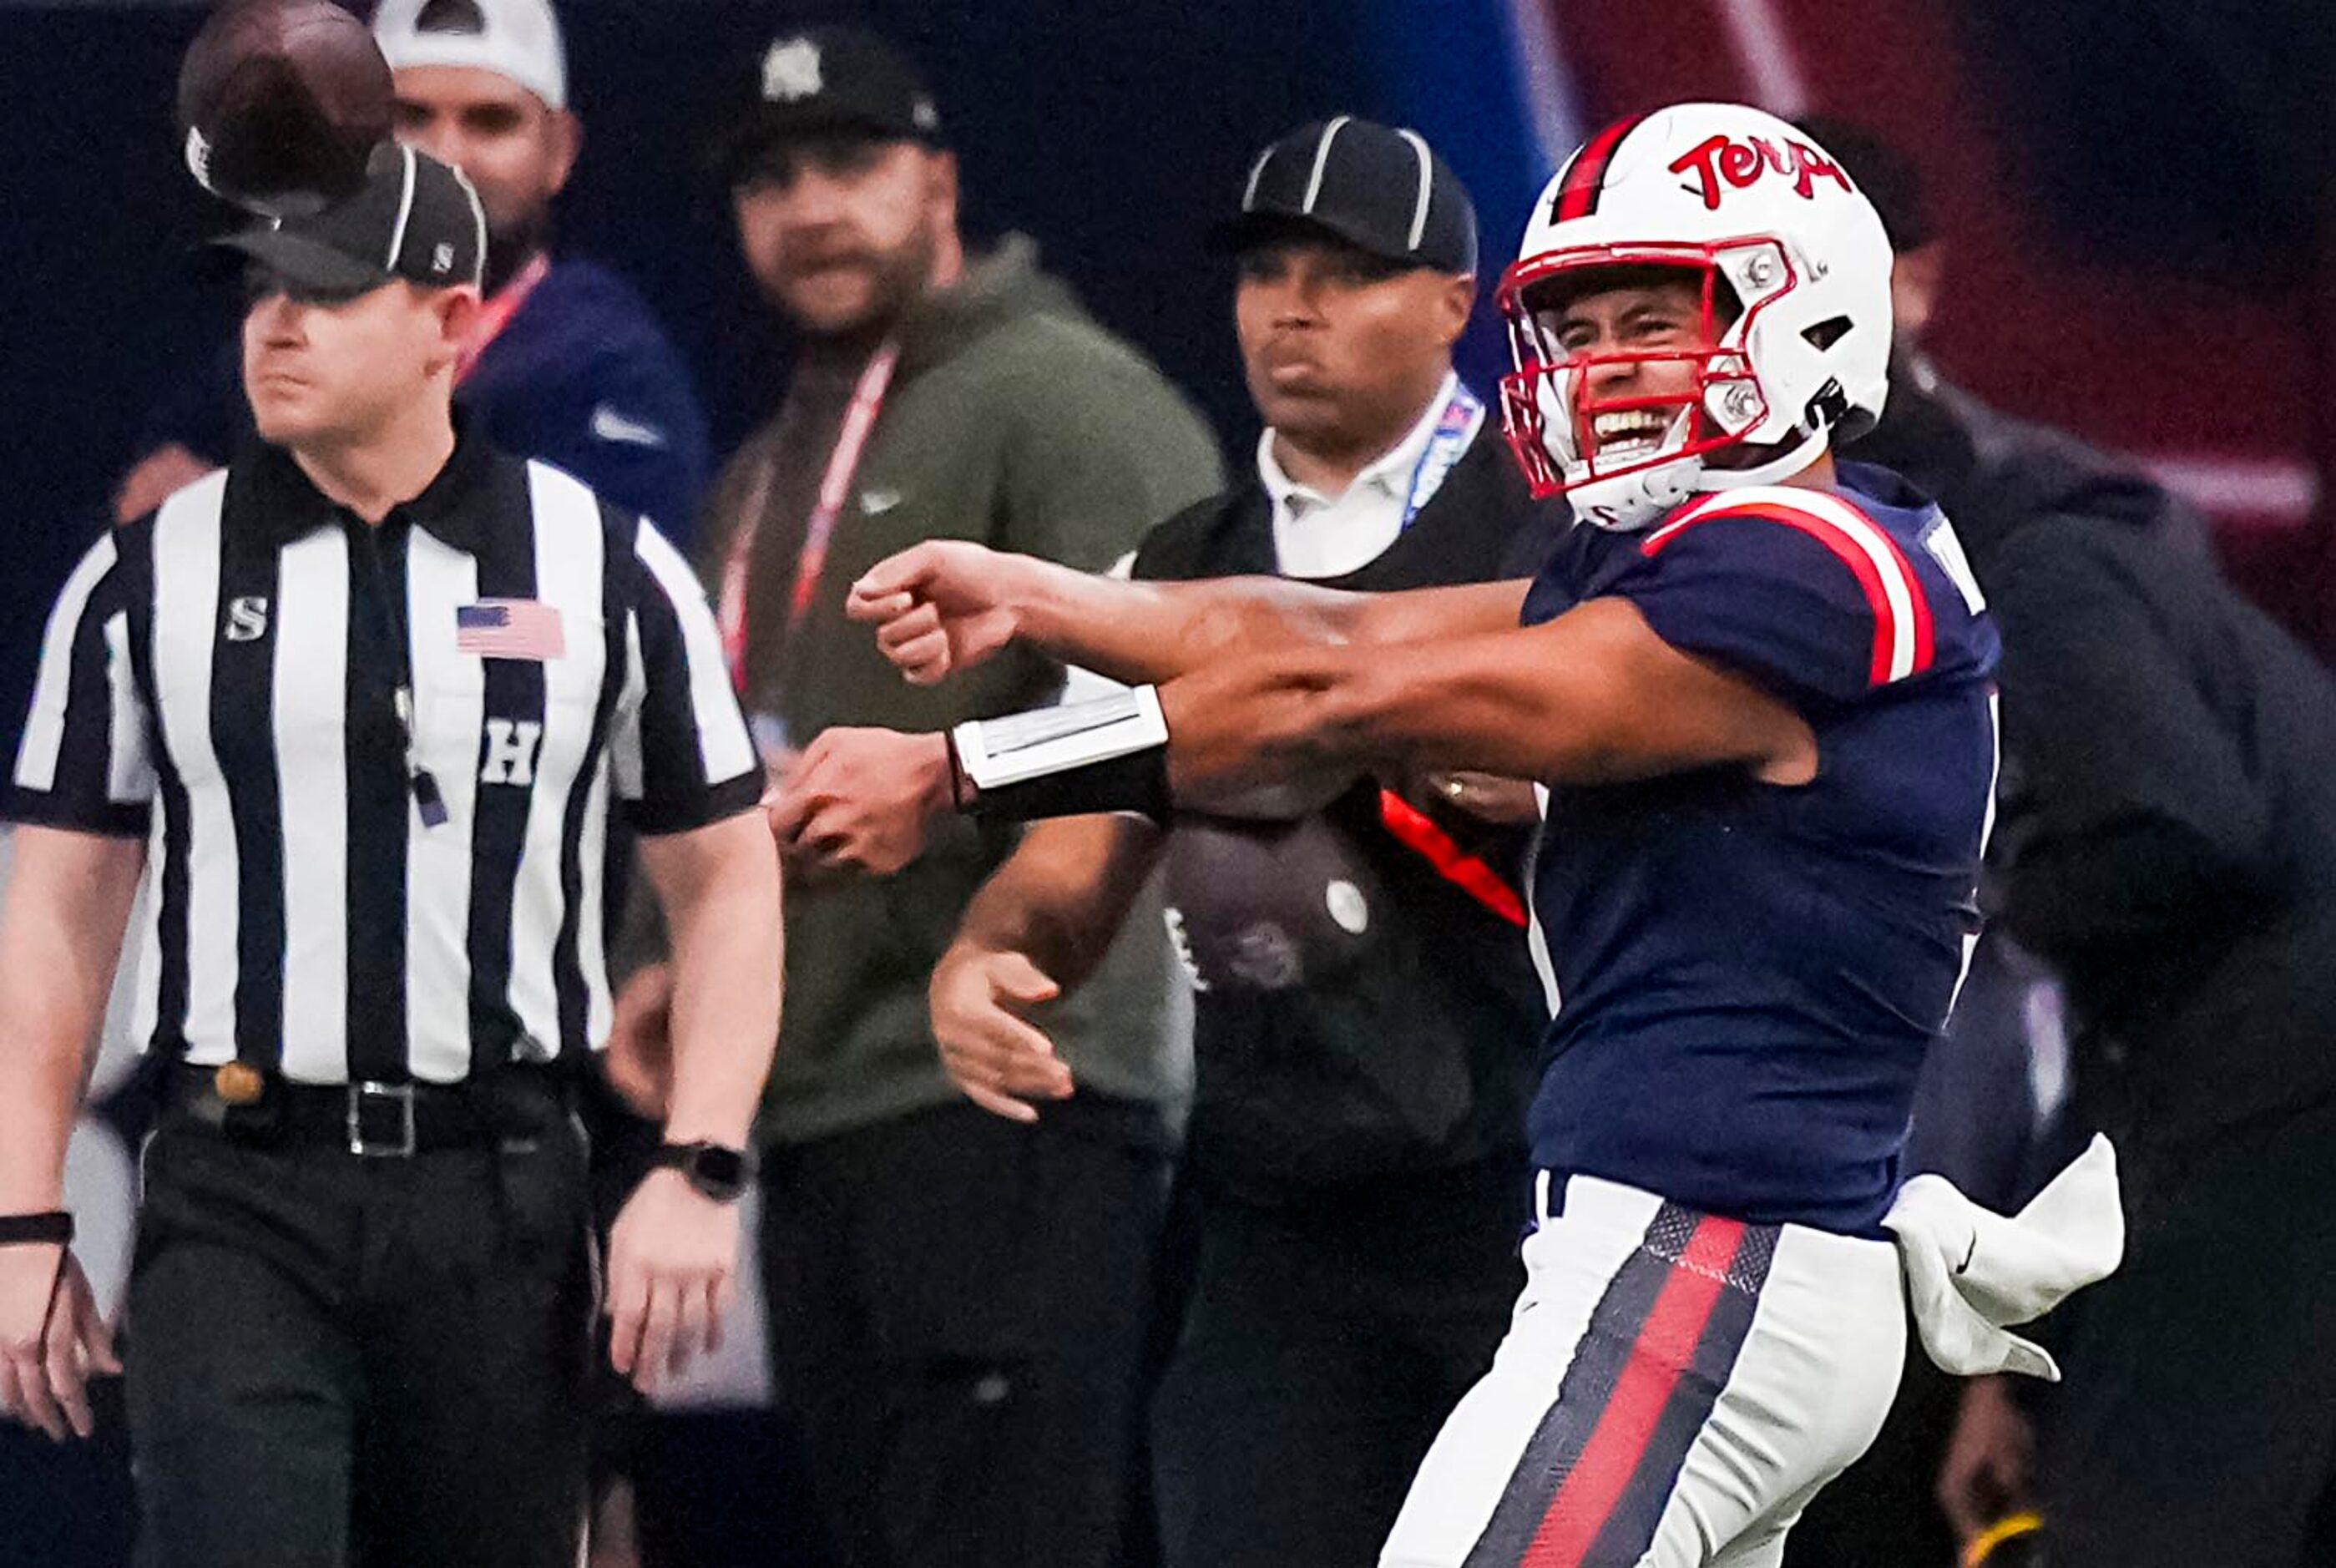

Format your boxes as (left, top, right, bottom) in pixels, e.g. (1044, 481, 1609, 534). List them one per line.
(711, 26, 945, 181)
(1210, 116, 1479, 276)
(214, 142, 487, 295)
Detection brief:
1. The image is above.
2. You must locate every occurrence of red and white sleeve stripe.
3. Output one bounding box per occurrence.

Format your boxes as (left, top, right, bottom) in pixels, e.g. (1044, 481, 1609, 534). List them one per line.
(1641, 488, 1936, 685)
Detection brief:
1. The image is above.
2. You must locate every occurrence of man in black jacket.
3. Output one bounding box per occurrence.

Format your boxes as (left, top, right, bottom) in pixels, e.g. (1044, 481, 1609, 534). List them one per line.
(888, 119, 1553, 1568)
(1977, 508, 2336, 1568)
(1802, 117, 2336, 1568)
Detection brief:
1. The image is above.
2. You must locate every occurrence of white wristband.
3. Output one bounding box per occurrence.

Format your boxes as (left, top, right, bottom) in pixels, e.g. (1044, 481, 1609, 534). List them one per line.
(951, 685, 1170, 793)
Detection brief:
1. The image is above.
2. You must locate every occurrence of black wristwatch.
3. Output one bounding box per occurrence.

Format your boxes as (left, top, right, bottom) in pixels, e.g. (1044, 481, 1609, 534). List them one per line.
(650, 1141, 756, 1203)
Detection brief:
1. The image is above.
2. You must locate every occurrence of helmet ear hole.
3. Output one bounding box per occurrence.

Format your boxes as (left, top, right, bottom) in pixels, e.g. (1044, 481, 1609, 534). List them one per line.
(1802, 315, 1853, 351)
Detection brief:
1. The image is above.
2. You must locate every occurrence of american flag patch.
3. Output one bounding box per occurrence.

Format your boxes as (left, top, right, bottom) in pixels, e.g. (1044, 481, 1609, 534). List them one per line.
(455, 599, 565, 661)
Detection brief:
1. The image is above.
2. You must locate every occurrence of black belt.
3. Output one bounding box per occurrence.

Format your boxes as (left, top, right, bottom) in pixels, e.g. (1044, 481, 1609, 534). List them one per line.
(163, 1064, 565, 1158)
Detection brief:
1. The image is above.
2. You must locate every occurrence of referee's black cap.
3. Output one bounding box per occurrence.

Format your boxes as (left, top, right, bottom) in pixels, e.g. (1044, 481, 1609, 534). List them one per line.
(214, 142, 488, 295)
(1210, 116, 1479, 276)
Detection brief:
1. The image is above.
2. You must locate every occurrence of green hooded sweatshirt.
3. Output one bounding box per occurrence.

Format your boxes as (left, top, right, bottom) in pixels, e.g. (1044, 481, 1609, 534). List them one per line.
(698, 235, 1223, 1147)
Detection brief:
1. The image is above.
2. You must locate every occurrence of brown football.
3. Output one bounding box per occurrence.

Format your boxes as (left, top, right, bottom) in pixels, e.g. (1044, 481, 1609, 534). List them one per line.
(176, 0, 394, 217)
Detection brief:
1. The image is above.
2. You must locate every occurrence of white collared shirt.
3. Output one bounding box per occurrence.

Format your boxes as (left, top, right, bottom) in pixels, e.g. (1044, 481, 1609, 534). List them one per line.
(1259, 372, 1467, 579)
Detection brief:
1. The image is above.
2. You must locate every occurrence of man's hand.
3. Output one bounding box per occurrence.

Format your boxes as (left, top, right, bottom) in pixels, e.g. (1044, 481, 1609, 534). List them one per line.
(0, 1243, 119, 1441)
(847, 541, 1041, 685)
(604, 1168, 739, 1395)
(768, 728, 954, 877)
(1936, 1373, 2035, 1545)
(113, 444, 215, 526)
(603, 964, 675, 1120)
(1155, 655, 1363, 818)
(930, 943, 1074, 1123)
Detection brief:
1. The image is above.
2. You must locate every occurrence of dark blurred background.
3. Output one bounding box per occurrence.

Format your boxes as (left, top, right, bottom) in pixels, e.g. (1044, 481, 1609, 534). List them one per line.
(0, 0, 2327, 756)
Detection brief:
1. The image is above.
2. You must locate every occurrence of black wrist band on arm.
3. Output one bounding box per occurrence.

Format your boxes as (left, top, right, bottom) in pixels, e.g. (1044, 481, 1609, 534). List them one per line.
(963, 741, 1172, 822)
(952, 686, 1174, 823)
(0, 1211, 72, 1247)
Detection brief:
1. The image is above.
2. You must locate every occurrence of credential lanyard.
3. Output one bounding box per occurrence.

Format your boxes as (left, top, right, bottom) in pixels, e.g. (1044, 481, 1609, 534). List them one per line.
(1396, 383, 1485, 533)
(454, 251, 552, 387)
(719, 341, 900, 694)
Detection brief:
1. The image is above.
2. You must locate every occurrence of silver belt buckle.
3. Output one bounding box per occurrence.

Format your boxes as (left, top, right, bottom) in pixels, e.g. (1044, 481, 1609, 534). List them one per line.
(347, 1081, 418, 1158)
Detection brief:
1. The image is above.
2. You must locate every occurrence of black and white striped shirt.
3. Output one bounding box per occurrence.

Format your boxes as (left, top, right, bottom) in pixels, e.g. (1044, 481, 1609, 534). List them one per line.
(6, 427, 759, 1085)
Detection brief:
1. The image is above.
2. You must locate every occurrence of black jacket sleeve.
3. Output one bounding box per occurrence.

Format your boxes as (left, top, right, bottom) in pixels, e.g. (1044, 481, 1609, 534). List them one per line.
(1985, 518, 2278, 969)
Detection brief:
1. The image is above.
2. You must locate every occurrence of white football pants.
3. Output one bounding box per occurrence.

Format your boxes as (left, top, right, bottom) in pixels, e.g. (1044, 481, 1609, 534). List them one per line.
(1381, 1172, 1905, 1568)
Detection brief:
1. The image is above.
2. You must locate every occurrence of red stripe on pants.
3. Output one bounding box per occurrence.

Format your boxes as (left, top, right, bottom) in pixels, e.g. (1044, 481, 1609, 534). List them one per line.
(1521, 1215, 1747, 1566)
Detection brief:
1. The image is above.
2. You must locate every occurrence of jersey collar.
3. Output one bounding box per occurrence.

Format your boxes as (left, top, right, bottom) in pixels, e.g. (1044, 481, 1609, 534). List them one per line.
(1256, 370, 1461, 518)
(240, 409, 499, 554)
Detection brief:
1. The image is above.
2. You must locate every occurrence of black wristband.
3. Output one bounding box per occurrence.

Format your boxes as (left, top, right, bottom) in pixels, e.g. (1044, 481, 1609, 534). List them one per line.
(0, 1211, 71, 1247)
(962, 739, 1172, 822)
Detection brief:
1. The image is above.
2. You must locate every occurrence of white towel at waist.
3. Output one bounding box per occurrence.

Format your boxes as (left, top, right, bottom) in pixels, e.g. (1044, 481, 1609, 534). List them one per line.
(1882, 1133, 2125, 1381)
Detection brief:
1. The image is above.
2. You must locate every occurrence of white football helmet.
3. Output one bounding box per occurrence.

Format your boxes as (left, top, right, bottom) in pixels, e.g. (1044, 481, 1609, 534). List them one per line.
(1498, 103, 1894, 530)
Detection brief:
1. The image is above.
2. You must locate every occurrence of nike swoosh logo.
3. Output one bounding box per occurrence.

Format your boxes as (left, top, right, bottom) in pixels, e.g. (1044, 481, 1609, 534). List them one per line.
(1955, 1232, 1979, 1276)
(589, 404, 669, 449)
(860, 488, 903, 515)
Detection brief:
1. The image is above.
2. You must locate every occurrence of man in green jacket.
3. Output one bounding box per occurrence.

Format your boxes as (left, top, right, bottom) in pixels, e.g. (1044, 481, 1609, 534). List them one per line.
(612, 26, 1220, 1568)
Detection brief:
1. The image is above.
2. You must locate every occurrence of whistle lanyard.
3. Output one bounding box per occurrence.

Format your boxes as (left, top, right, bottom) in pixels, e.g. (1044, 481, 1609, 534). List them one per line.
(353, 517, 446, 829)
(718, 341, 900, 695)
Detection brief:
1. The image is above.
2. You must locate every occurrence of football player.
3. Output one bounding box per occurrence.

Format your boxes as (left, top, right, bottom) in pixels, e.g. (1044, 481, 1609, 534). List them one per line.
(848, 104, 2116, 1567)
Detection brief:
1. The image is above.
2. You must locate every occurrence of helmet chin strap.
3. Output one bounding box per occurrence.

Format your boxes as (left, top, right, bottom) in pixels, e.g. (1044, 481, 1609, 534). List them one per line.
(1558, 423, 1833, 532)
(1691, 424, 1832, 494)
(1566, 458, 1702, 532)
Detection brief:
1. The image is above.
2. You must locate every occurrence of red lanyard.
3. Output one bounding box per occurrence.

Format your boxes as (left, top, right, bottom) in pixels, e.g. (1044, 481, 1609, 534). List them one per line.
(719, 341, 899, 694)
(1378, 789, 1528, 928)
(455, 252, 552, 385)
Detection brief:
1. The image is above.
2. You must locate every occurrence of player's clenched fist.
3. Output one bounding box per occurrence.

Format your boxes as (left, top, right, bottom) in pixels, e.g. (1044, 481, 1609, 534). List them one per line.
(929, 942, 1074, 1123)
(847, 541, 1040, 685)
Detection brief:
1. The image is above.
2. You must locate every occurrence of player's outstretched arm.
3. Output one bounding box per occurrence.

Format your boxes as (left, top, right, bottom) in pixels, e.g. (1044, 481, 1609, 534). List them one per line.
(1156, 596, 1818, 812)
(847, 540, 1529, 688)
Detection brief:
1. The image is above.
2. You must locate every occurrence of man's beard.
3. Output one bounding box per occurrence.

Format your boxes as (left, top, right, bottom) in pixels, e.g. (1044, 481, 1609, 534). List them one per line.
(484, 210, 555, 296)
(791, 221, 942, 348)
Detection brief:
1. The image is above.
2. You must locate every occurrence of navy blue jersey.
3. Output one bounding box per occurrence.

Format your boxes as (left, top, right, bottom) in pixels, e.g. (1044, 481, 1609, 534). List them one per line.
(1520, 463, 2000, 1233)
(458, 260, 711, 541)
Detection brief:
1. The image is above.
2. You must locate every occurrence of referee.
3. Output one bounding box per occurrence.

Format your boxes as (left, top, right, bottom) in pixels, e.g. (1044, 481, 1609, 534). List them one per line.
(0, 144, 780, 1566)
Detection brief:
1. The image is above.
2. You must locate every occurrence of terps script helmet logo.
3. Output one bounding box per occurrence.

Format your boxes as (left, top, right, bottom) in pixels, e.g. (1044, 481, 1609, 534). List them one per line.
(1667, 133, 1854, 211)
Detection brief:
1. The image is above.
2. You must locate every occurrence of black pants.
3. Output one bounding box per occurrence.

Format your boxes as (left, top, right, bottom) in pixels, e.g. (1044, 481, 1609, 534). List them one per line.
(126, 1111, 594, 1568)
(0, 1381, 136, 1567)
(1150, 1163, 1524, 1568)
(2040, 1093, 2336, 1567)
(760, 1097, 1173, 1568)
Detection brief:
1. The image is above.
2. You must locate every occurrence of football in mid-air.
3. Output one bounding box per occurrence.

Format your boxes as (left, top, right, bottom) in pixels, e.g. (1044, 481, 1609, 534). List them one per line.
(176, 0, 394, 217)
